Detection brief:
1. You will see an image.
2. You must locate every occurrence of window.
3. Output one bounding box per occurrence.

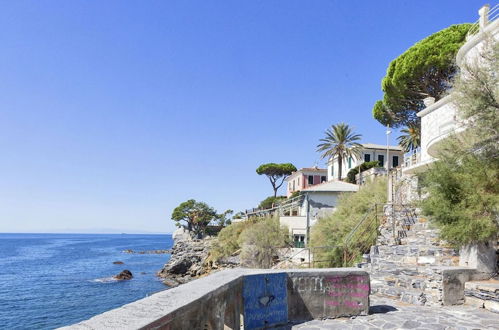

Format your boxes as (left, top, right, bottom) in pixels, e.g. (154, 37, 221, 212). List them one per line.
(364, 154, 371, 162)
(292, 181, 295, 191)
(297, 177, 300, 186)
(378, 155, 385, 166)
(393, 156, 399, 167)
(308, 175, 314, 185)
(348, 157, 352, 168)
(331, 167, 334, 177)
(321, 176, 326, 182)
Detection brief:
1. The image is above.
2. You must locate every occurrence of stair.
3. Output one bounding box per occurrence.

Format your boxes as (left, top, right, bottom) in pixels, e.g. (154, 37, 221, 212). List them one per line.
(366, 206, 487, 306)
(464, 279, 499, 313)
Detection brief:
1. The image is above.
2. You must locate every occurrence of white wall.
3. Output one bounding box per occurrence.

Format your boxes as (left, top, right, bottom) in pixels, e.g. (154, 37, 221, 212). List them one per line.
(327, 149, 403, 180)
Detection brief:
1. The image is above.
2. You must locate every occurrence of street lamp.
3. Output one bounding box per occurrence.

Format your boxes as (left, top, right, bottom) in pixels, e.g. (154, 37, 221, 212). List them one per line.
(386, 125, 392, 203)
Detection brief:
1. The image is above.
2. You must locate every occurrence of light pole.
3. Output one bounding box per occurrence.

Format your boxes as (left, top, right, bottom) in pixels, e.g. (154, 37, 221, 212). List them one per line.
(386, 125, 392, 203)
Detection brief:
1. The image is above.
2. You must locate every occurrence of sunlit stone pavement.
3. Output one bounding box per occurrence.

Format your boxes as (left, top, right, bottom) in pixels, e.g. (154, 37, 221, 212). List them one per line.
(286, 295, 499, 330)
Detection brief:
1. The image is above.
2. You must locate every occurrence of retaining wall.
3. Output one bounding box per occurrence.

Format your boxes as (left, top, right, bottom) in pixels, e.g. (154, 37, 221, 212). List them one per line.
(60, 268, 369, 330)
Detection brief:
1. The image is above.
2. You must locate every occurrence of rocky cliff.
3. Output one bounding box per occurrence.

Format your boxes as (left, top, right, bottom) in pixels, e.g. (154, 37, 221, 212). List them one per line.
(157, 228, 239, 287)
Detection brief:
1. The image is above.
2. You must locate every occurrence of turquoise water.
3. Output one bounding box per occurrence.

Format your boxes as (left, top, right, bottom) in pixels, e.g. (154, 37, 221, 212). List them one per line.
(0, 233, 173, 329)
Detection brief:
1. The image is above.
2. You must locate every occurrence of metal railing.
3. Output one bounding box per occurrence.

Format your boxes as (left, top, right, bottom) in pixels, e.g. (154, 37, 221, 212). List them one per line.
(245, 194, 305, 218)
(273, 203, 383, 268)
(467, 4, 499, 37)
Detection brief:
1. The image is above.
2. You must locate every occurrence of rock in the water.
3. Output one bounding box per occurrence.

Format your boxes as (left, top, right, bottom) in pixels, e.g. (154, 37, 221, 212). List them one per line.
(113, 261, 124, 264)
(114, 269, 133, 280)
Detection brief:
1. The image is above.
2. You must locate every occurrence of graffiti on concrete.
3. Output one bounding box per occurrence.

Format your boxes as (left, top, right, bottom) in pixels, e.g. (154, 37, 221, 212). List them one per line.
(243, 273, 288, 329)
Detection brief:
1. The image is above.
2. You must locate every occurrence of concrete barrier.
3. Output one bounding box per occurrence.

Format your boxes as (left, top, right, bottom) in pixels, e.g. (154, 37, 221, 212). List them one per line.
(60, 268, 369, 330)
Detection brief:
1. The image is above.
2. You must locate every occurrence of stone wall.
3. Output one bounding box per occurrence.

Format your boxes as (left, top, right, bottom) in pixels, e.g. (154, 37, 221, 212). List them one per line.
(60, 268, 369, 330)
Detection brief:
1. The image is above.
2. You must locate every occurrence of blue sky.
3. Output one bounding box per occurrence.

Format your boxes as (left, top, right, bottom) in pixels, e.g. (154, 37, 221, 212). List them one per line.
(0, 1, 485, 233)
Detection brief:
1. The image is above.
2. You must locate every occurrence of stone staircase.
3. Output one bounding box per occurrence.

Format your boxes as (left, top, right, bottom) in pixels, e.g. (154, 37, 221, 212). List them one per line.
(363, 205, 494, 308)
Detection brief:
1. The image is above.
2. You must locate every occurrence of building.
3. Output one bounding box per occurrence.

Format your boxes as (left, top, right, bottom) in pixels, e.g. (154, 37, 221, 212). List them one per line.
(285, 167, 327, 197)
(279, 180, 359, 246)
(327, 143, 403, 181)
(402, 4, 498, 175)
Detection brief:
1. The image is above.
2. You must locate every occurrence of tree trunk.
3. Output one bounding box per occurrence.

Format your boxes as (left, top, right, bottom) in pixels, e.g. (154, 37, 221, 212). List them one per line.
(338, 156, 343, 181)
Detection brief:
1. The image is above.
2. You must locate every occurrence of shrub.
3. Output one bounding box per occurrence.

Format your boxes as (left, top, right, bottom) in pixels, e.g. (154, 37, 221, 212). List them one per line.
(239, 216, 290, 268)
(419, 138, 499, 246)
(208, 216, 290, 268)
(310, 178, 387, 267)
(208, 220, 254, 262)
(345, 161, 381, 184)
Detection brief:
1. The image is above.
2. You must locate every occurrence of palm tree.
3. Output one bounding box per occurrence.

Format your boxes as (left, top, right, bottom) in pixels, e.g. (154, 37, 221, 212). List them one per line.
(397, 122, 421, 152)
(317, 123, 363, 181)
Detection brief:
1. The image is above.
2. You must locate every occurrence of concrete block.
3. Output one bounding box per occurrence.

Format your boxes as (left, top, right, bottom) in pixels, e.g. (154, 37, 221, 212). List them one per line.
(459, 241, 497, 274)
(465, 296, 485, 308)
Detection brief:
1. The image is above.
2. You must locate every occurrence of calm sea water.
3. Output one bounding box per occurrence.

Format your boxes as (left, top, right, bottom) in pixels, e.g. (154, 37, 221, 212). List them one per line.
(0, 233, 173, 329)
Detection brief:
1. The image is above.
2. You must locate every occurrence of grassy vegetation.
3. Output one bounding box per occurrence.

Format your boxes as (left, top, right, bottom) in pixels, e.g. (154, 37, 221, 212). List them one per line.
(208, 216, 289, 268)
(310, 178, 387, 267)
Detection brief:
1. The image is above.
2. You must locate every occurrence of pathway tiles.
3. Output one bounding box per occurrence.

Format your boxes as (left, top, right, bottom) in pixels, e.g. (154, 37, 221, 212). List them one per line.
(289, 295, 499, 330)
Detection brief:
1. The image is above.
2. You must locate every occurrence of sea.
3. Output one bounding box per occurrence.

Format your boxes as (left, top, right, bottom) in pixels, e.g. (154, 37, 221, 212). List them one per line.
(0, 233, 173, 330)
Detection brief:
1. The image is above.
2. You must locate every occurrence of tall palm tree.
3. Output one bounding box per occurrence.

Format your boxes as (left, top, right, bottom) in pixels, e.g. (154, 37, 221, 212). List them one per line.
(317, 123, 363, 181)
(397, 122, 421, 152)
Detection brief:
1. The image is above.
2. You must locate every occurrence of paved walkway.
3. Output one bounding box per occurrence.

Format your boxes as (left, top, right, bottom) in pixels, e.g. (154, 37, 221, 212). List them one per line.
(289, 295, 499, 330)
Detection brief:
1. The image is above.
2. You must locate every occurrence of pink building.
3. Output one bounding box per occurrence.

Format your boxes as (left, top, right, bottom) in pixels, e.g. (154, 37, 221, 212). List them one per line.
(285, 167, 328, 197)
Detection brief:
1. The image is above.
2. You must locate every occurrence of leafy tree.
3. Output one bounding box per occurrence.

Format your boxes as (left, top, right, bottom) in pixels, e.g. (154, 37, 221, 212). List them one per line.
(171, 199, 218, 238)
(317, 123, 362, 180)
(397, 122, 421, 152)
(256, 163, 297, 197)
(215, 209, 234, 227)
(258, 196, 286, 209)
(372, 24, 471, 127)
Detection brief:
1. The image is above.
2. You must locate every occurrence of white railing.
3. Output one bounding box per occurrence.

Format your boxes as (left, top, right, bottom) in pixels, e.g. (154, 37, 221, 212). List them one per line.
(467, 4, 499, 37)
(402, 149, 421, 169)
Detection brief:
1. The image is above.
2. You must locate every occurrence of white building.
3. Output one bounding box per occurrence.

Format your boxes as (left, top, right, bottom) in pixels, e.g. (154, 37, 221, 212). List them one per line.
(285, 167, 328, 197)
(402, 4, 499, 175)
(279, 180, 359, 246)
(327, 143, 403, 181)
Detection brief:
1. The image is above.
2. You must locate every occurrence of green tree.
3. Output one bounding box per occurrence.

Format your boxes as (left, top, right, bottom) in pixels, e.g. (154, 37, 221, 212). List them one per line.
(171, 199, 218, 238)
(397, 122, 421, 152)
(316, 123, 362, 180)
(256, 163, 297, 197)
(215, 209, 234, 227)
(372, 24, 471, 127)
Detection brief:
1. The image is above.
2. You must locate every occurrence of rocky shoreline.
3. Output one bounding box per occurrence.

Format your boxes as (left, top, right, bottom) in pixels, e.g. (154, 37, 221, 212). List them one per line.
(157, 228, 239, 287)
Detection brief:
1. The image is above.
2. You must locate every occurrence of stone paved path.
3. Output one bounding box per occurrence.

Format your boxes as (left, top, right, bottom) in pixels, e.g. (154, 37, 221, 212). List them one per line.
(288, 295, 499, 330)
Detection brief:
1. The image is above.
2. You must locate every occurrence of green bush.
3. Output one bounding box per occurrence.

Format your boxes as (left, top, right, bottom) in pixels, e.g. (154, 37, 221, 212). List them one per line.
(240, 216, 290, 268)
(258, 196, 286, 209)
(345, 161, 381, 184)
(419, 138, 499, 246)
(310, 178, 387, 267)
(208, 220, 254, 262)
(208, 216, 290, 268)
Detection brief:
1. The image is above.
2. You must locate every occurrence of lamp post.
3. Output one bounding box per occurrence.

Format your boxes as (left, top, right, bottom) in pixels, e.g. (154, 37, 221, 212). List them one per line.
(386, 125, 392, 203)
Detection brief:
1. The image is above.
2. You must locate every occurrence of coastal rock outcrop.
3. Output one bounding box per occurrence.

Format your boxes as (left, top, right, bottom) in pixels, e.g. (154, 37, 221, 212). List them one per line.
(157, 227, 241, 287)
(114, 269, 133, 280)
(157, 228, 212, 286)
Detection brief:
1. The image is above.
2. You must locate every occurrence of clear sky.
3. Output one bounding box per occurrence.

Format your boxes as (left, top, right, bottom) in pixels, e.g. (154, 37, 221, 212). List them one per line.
(0, 0, 485, 233)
